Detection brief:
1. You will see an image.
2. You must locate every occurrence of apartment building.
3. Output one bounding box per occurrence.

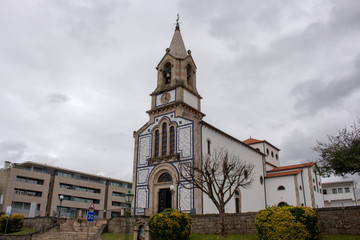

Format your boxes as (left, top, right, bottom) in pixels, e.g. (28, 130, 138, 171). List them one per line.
(0, 161, 132, 218)
(322, 180, 357, 207)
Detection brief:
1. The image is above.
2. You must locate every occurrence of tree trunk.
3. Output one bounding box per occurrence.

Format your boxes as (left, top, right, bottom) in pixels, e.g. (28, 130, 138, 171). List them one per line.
(219, 205, 226, 236)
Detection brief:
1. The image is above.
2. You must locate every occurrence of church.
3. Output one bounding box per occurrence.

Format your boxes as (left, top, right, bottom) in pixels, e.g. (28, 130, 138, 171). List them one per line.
(132, 22, 324, 216)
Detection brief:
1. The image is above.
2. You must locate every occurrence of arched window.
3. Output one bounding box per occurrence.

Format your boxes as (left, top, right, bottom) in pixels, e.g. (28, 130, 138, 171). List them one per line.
(235, 190, 241, 213)
(170, 126, 175, 154)
(278, 185, 285, 190)
(207, 139, 211, 154)
(158, 172, 172, 182)
(260, 176, 263, 185)
(162, 123, 167, 156)
(154, 130, 160, 157)
(186, 64, 193, 87)
(163, 62, 171, 84)
(278, 202, 288, 207)
(244, 170, 248, 179)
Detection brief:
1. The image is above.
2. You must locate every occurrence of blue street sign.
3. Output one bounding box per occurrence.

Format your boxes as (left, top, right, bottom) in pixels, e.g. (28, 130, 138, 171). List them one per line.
(86, 212, 95, 222)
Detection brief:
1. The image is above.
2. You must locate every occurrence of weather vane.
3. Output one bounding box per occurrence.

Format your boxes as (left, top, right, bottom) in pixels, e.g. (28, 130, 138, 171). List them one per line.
(175, 14, 182, 30)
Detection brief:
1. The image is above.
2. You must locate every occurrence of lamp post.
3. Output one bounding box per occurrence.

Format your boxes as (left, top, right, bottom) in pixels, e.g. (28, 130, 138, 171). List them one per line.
(59, 195, 64, 217)
(124, 190, 134, 240)
(170, 185, 175, 209)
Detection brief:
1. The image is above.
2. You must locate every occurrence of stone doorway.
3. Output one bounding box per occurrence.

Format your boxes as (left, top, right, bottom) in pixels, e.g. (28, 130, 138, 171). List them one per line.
(158, 188, 172, 213)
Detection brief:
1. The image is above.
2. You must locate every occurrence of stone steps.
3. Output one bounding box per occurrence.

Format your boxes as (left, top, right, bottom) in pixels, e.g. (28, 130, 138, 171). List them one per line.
(31, 219, 107, 240)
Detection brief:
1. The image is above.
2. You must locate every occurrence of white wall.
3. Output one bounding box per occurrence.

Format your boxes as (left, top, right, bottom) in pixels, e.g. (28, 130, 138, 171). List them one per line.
(247, 142, 280, 168)
(201, 125, 266, 213)
(265, 175, 298, 206)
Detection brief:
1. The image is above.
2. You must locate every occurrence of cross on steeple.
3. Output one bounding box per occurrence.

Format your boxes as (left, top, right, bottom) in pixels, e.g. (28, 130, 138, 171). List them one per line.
(175, 14, 182, 30)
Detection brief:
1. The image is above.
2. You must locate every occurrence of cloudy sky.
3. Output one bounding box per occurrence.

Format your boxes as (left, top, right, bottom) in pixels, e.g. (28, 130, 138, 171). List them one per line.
(1, 0, 359, 183)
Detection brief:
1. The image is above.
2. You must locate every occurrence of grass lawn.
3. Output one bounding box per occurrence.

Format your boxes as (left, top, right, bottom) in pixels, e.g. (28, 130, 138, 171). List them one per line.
(101, 233, 133, 240)
(7, 227, 34, 235)
(101, 233, 360, 240)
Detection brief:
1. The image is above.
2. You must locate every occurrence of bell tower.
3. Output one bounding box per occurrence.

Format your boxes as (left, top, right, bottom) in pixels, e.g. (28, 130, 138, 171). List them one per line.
(149, 19, 202, 115)
(133, 17, 204, 216)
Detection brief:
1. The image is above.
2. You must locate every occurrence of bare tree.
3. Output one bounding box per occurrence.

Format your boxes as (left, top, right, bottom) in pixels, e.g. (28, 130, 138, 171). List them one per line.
(179, 148, 255, 236)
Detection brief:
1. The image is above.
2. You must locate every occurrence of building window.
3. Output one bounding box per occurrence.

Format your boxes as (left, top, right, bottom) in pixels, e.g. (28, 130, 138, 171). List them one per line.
(314, 186, 316, 191)
(278, 186, 285, 191)
(207, 139, 211, 154)
(345, 187, 350, 193)
(59, 194, 99, 204)
(276, 154, 278, 160)
(111, 211, 121, 217)
(323, 189, 327, 194)
(271, 151, 274, 157)
(332, 189, 337, 194)
(338, 188, 343, 193)
(14, 188, 42, 197)
(112, 192, 125, 197)
(244, 170, 248, 179)
(170, 126, 175, 154)
(266, 149, 269, 155)
(16, 176, 44, 185)
(158, 172, 172, 183)
(162, 123, 167, 156)
(154, 130, 160, 157)
(299, 186, 302, 191)
(235, 190, 241, 213)
(112, 201, 128, 207)
(260, 176, 263, 185)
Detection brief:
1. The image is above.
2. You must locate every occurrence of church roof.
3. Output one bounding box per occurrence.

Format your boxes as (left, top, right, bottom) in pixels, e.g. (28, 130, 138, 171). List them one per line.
(243, 137, 281, 151)
(201, 121, 265, 157)
(243, 137, 262, 144)
(168, 25, 188, 59)
(266, 169, 302, 178)
(268, 162, 315, 172)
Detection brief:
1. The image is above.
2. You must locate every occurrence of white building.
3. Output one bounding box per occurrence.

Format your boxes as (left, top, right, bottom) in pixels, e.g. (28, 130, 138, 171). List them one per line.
(322, 180, 357, 207)
(132, 23, 324, 216)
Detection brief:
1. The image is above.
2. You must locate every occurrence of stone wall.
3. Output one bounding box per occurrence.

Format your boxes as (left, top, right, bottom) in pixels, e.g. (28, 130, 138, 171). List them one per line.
(190, 212, 257, 235)
(316, 206, 360, 235)
(23, 216, 58, 231)
(106, 207, 360, 236)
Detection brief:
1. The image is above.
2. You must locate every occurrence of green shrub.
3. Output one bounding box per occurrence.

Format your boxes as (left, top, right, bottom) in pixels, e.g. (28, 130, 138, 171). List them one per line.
(148, 209, 191, 240)
(255, 206, 319, 240)
(0, 214, 24, 233)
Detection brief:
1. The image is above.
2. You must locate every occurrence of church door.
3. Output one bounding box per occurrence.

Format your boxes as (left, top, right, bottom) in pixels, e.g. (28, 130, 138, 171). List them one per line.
(158, 188, 172, 213)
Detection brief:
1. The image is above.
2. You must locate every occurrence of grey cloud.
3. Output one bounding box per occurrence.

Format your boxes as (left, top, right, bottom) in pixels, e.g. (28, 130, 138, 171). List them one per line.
(279, 130, 318, 165)
(290, 67, 360, 116)
(0, 141, 28, 162)
(47, 93, 70, 104)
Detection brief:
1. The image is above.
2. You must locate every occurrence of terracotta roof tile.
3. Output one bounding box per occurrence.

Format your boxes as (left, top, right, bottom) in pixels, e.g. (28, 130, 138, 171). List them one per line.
(243, 138, 263, 144)
(266, 169, 302, 178)
(243, 137, 281, 151)
(269, 162, 315, 172)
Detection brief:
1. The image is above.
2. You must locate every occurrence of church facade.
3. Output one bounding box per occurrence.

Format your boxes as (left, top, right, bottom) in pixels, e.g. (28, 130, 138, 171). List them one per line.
(132, 24, 323, 216)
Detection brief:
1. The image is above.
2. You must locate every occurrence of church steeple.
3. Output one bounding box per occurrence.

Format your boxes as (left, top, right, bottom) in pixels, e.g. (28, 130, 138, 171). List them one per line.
(168, 16, 187, 59)
(151, 16, 200, 110)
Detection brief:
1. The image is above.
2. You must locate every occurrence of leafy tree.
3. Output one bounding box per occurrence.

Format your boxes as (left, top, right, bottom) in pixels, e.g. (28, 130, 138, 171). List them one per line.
(179, 148, 254, 236)
(314, 118, 360, 176)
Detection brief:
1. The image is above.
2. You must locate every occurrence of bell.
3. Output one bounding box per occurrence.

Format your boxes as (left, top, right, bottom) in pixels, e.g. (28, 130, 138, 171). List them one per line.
(166, 73, 171, 78)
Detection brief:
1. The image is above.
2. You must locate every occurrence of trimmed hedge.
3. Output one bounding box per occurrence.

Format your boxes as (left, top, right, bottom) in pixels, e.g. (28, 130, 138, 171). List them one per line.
(148, 209, 191, 240)
(255, 206, 319, 240)
(0, 214, 24, 233)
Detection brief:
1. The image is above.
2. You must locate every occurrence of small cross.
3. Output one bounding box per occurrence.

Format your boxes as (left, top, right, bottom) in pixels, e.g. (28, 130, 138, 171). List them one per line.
(175, 14, 182, 30)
